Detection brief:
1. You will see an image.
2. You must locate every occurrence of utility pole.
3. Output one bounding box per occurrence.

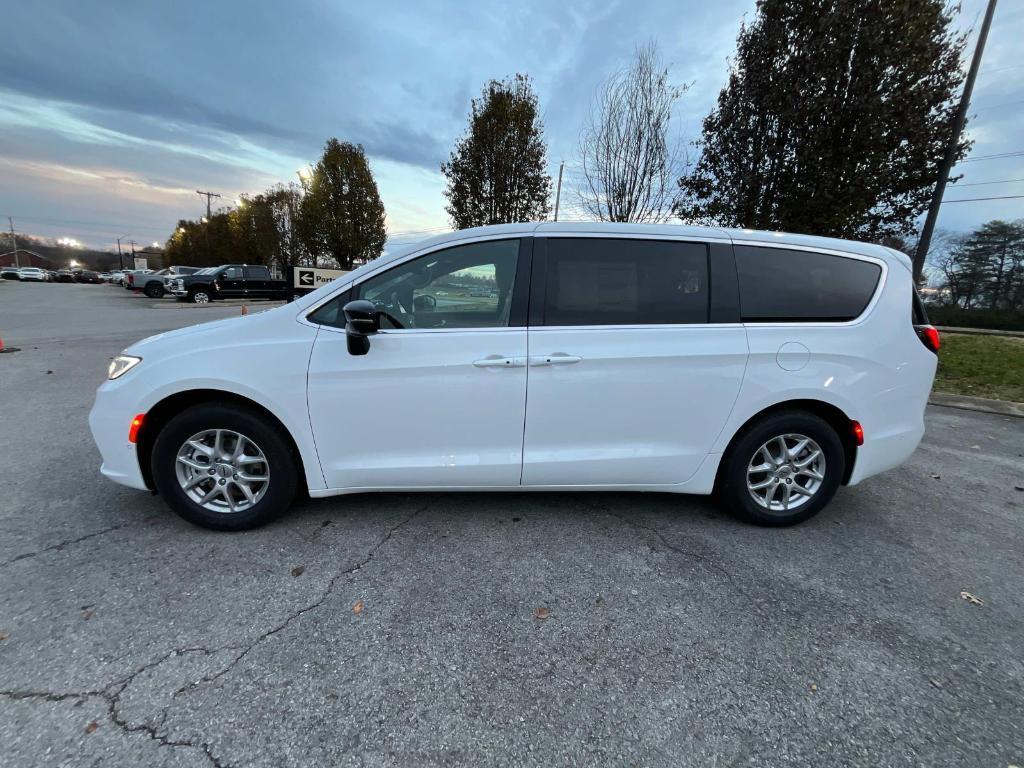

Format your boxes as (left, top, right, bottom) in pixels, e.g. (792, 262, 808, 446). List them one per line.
(914, 0, 998, 283)
(553, 161, 564, 222)
(116, 235, 128, 271)
(196, 190, 221, 219)
(7, 217, 18, 268)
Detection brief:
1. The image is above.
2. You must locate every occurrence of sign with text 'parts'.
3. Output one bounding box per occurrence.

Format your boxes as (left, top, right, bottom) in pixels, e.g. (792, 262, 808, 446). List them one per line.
(293, 267, 348, 290)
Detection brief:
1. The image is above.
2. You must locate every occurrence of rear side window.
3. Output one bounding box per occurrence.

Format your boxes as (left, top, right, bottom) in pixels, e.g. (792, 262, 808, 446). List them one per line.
(734, 246, 881, 322)
(542, 239, 709, 326)
(244, 266, 271, 279)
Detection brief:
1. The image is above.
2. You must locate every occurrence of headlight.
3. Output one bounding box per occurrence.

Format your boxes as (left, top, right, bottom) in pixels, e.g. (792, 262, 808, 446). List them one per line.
(108, 354, 142, 380)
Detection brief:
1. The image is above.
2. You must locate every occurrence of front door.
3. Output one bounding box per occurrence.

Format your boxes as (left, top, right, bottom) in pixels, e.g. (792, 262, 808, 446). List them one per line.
(306, 237, 531, 490)
(521, 237, 748, 487)
(216, 266, 245, 298)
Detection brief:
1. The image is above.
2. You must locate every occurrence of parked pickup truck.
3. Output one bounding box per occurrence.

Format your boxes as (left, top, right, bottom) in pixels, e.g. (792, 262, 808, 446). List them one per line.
(169, 264, 288, 303)
(132, 266, 201, 298)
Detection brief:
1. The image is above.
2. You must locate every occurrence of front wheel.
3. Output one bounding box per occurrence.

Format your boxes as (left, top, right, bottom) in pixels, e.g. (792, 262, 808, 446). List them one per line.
(151, 403, 298, 530)
(717, 411, 844, 526)
(144, 283, 165, 298)
(190, 289, 211, 304)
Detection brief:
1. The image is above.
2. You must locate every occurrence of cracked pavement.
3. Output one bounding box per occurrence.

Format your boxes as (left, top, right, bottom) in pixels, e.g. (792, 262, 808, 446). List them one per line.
(1, 282, 1023, 766)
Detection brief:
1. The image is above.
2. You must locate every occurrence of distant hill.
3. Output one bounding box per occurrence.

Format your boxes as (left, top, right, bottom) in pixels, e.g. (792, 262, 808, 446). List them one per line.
(0, 233, 161, 271)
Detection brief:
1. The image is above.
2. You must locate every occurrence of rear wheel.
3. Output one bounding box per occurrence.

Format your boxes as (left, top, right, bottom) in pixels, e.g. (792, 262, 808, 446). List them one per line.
(144, 283, 165, 298)
(151, 403, 297, 530)
(717, 411, 844, 526)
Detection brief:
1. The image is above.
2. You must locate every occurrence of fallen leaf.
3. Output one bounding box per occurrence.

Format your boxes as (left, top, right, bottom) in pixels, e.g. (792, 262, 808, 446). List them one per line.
(960, 591, 984, 606)
(0, 631, 9, 641)
(809, 683, 818, 692)
(81, 608, 95, 621)
(291, 566, 305, 578)
(534, 607, 550, 620)
(353, 600, 364, 615)
(84, 721, 99, 734)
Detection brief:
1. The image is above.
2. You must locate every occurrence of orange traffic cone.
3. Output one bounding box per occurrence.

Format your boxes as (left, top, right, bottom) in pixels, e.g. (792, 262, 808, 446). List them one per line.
(241, 304, 248, 316)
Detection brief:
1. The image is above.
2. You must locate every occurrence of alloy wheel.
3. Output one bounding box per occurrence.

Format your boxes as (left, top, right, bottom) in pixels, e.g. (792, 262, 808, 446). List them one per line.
(746, 433, 826, 513)
(175, 429, 270, 513)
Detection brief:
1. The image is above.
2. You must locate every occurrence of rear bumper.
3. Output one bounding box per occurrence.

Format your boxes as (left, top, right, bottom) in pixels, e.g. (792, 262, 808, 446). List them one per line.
(88, 385, 148, 491)
(847, 420, 925, 486)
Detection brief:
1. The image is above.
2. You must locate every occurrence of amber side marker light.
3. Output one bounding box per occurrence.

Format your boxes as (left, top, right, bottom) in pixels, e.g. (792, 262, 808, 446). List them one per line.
(128, 414, 145, 443)
(851, 420, 865, 447)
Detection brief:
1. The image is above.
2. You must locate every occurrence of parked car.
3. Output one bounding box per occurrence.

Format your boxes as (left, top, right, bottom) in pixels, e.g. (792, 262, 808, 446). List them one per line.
(169, 264, 287, 303)
(90, 223, 939, 531)
(17, 267, 47, 282)
(55, 269, 76, 283)
(160, 265, 201, 294)
(77, 270, 103, 284)
(1, 266, 21, 280)
(108, 271, 125, 285)
(123, 269, 154, 290)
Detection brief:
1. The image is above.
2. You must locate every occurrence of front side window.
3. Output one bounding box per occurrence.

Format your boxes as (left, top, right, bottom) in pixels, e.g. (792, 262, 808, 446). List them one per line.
(734, 246, 882, 322)
(311, 238, 520, 330)
(221, 266, 243, 280)
(542, 238, 709, 326)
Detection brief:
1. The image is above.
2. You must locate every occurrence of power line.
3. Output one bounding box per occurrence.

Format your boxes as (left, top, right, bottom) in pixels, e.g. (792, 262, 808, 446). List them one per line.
(953, 177, 1024, 186)
(196, 190, 221, 219)
(957, 150, 1024, 164)
(942, 194, 1024, 203)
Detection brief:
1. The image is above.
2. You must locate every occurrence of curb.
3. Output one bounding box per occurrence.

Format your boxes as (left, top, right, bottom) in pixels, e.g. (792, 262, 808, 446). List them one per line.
(929, 391, 1024, 418)
(936, 326, 1024, 338)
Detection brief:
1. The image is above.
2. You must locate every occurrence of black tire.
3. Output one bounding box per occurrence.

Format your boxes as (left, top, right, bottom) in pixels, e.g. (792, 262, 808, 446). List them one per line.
(144, 283, 165, 298)
(190, 289, 211, 304)
(716, 410, 844, 527)
(151, 403, 298, 531)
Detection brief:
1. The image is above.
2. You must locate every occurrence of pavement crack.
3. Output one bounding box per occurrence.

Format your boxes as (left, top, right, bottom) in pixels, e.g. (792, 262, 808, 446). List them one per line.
(603, 507, 767, 620)
(173, 505, 426, 698)
(1, 523, 131, 567)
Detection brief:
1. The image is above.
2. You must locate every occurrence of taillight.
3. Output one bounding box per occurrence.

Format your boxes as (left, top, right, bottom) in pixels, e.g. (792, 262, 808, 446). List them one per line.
(850, 420, 864, 446)
(128, 413, 145, 443)
(914, 324, 940, 354)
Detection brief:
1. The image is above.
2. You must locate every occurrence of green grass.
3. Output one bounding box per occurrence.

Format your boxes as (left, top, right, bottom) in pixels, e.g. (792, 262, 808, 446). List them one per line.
(933, 333, 1024, 403)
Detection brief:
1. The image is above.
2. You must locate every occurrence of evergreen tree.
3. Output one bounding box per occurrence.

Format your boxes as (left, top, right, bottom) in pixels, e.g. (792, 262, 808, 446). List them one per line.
(676, 0, 968, 240)
(299, 139, 386, 269)
(442, 74, 551, 228)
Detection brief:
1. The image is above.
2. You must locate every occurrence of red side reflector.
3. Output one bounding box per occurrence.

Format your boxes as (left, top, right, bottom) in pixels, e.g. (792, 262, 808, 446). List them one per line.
(914, 324, 940, 354)
(851, 420, 864, 446)
(128, 414, 145, 443)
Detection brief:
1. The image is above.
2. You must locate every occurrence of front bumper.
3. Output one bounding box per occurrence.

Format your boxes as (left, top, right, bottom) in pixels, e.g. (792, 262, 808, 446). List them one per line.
(88, 383, 148, 491)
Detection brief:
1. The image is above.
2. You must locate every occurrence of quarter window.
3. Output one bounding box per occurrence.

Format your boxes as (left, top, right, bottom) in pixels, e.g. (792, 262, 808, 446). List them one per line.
(541, 239, 709, 326)
(734, 246, 882, 322)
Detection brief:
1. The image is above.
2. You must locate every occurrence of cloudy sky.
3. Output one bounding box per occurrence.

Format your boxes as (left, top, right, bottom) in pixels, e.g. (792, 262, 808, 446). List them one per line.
(0, 0, 1021, 251)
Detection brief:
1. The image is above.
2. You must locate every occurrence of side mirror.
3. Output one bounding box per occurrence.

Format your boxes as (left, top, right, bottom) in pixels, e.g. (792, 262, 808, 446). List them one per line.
(343, 299, 379, 356)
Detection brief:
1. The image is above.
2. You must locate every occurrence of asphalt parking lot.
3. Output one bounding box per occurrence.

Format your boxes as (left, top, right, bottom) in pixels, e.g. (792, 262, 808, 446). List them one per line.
(1, 281, 1022, 767)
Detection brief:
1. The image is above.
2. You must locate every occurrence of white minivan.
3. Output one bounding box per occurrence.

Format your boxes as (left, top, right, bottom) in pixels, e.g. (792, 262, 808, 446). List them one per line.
(90, 223, 939, 530)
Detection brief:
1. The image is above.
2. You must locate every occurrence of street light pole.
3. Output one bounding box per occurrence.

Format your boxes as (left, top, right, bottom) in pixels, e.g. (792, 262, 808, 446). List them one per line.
(116, 235, 127, 271)
(8, 217, 18, 268)
(914, 0, 998, 283)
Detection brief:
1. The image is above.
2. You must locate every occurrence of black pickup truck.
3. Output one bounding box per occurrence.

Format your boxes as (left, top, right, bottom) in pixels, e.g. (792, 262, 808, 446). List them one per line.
(169, 264, 288, 303)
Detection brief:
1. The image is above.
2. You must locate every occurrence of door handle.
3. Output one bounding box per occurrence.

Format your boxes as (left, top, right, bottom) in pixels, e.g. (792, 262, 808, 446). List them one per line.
(473, 356, 526, 368)
(529, 354, 582, 367)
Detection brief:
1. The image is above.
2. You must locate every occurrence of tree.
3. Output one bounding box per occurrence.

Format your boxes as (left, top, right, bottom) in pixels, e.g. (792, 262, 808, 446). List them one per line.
(936, 220, 1024, 310)
(299, 139, 386, 270)
(442, 74, 551, 228)
(577, 42, 686, 223)
(676, 0, 968, 241)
